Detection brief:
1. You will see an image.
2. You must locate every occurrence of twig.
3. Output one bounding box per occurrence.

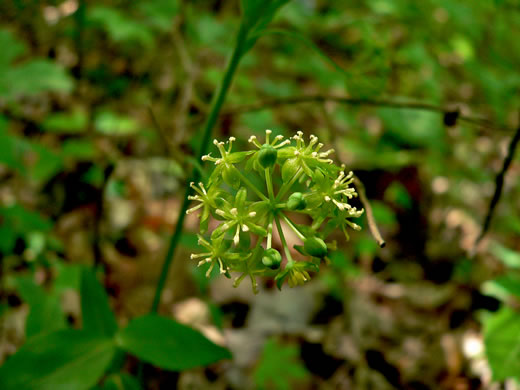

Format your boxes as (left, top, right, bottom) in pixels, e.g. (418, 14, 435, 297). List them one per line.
(147, 105, 178, 158)
(319, 104, 386, 248)
(171, 15, 197, 144)
(224, 94, 510, 132)
(475, 117, 520, 247)
(354, 176, 386, 248)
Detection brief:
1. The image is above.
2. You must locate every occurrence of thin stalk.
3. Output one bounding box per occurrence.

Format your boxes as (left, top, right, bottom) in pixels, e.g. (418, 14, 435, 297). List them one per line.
(266, 214, 274, 249)
(274, 215, 294, 264)
(276, 167, 303, 201)
(235, 167, 269, 201)
(150, 23, 249, 313)
(279, 213, 306, 241)
(265, 168, 275, 201)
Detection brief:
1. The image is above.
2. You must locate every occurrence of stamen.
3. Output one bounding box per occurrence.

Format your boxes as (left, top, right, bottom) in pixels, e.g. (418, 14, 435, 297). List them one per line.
(274, 140, 290, 148)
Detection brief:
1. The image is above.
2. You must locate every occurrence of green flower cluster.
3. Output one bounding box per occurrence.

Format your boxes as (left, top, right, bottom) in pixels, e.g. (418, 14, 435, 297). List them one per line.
(187, 130, 363, 292)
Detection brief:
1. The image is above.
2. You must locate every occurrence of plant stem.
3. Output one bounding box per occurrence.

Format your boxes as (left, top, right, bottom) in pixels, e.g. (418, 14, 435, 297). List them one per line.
(276, 167, 303, 201)
(150, 22, 249, 314)
(235, 167, 269, 201)
(265, 168, 275, 201)
(275, 215, 294, 264)
(279, 213, 306, 241)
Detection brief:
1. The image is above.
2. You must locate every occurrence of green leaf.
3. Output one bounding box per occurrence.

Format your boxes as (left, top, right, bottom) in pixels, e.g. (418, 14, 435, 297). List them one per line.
(1, 60, 74, 100)
(14, 275, 67, 339)
(254, 338, 308, 390)
(81, 268, 118, 337)
(0, 29, 27, 66)
(88, 6, 154, 47)
(116, 314, 232, 370)
(26, 294, 67, 339)
(61, 139, 97, 160)
(0, 330, 116, 390)
(490, 242, 520, 269)
(240, 0, 290, 53)
(484, 307, 520, 381)
(95, 111, 138, 135)
(101, 373, 142, 390)
(42, 111, 88, 134)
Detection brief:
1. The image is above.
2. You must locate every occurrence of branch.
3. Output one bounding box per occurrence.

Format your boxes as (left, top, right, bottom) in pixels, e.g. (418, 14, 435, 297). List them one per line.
(224, 94, 510, 131)
(354, 176, 386, 248)
(475, 119, 520, 247)
(319, 104, 386, 248)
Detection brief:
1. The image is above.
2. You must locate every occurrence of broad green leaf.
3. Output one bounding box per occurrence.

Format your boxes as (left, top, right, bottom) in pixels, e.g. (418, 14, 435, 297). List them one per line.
(26, 295, 67, 339)
(14, 275, 67, 339)
(116, 314, 232, 370)
(102, 374, 142, 390)
(81, 268, 118, 337)
(484, 307, 520, 381)
(0, 330, 116, 390)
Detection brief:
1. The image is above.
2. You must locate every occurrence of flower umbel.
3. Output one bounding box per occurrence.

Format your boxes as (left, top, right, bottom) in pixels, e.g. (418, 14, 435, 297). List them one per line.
(187, 130, 364, 292)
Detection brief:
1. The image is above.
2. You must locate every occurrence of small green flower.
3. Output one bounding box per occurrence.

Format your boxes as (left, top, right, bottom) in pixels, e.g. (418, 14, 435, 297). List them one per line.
(202, 137, 252, 188)
(191, 235, 243, 277)
(247, 129, 290, 172)
(211, 188, 267, 245)
(187, 182, 227, 233)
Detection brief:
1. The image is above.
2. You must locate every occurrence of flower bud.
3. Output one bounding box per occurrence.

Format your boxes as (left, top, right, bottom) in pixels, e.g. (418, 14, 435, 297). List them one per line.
(287, 192, 307, 210)
(262, 248, 282, 269)
(258, 144, 277, 168)
(304, 237, 328, 258)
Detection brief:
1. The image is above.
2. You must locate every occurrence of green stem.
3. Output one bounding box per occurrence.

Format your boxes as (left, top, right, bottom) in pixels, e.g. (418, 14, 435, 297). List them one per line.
(235, 167, 269, 201)
(279, 213, 306, 241)
(276, 167, 303, 201)
(150, 22, 249, 314)
(265, 168, 275, 201)
(266, 214, 274, 249)
(274, 215, 294, 264)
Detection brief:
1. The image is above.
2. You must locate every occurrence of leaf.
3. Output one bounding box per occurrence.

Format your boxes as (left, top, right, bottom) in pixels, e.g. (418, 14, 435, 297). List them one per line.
(81, 268, 118, 337)
(116, 314, 232, 370)
(240, 0, 290, 53)
(0, 29, 27, 66)
(1, 60, 74, 100)
(95, 111, 139, 135)
(484, 307, 520, 381)
(0, 330, 116, 390)
(490, 242, 520, 269)
(88, 6, 154, 47)
(61, 139, 97, 160)
(254, 338, 308, 390)
(42, 111, 88, 134)
(101, 374, 142, 390)
(14, 275, 67, 339)
(26, 294, 67, 339)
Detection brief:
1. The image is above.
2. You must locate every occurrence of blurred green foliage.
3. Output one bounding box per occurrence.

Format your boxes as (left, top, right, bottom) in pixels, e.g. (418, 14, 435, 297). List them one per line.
(0, 0, 520, 388)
